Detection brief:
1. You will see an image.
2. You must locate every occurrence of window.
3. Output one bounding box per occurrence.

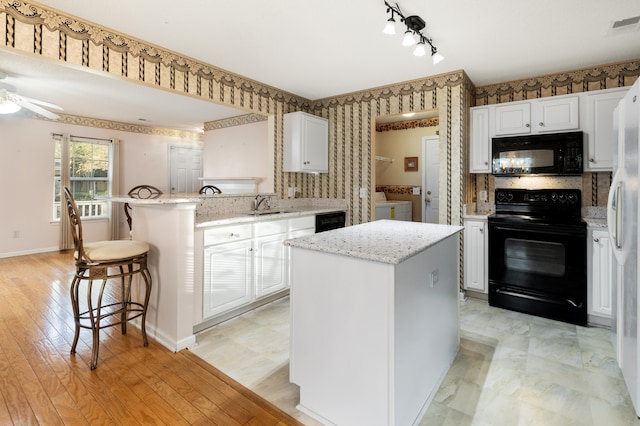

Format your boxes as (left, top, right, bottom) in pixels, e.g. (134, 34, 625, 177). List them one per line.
(53, 135, 113, 220)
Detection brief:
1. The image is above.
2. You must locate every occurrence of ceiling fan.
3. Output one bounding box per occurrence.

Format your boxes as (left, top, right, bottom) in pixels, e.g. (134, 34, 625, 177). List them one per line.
(0, 71, 62, 119)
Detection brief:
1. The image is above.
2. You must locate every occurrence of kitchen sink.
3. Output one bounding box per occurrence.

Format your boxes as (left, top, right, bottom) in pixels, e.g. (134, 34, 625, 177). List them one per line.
(246, 210, 292, 216)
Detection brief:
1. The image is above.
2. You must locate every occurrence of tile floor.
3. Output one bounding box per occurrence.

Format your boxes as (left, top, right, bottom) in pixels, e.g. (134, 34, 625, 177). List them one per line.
(190, 296, 640, 425)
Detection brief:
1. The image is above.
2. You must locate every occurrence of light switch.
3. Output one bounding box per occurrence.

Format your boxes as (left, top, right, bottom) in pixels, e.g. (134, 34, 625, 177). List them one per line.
(413, 187, 421, 195)
(359, 188, 366, 198)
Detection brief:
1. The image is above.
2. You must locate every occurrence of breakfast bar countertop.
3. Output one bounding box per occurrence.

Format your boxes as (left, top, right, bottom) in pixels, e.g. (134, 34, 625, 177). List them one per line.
(284, 219, 463, 265)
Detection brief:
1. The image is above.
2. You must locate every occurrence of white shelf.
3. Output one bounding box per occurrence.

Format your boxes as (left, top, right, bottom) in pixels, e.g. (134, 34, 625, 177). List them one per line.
(375, 155, 394, 163)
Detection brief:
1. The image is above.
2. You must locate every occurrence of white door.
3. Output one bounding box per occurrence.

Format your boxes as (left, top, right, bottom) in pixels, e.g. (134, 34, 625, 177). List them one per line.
(169, 146, 203, 193)
(422, 136, 439, 223)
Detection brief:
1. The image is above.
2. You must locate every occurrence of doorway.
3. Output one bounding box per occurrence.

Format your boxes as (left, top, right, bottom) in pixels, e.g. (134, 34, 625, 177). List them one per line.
(373, 111, 439, 223)
(422, 136, 439, 223)
(169, 146, 203, 193)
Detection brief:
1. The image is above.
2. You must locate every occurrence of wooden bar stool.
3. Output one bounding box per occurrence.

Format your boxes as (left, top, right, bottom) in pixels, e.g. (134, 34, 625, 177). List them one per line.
(63, 187, 152, 369)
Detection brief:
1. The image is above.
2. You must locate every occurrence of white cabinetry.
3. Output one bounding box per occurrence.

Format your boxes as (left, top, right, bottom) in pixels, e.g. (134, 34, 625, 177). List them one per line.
(203, 224, 253, 318)
(583, 87, 628, 171)
(588, 227, 613, 323)
(494, 96, 579, 136)
(470, 107, 491, 173)
(202, 215, 316, 322)
(533, 96, 580, 133)
(495, 102, 532, 135)
(284, 111, 329, 173)
(254, 220, 289, 298)
(464, 218, 488, 293)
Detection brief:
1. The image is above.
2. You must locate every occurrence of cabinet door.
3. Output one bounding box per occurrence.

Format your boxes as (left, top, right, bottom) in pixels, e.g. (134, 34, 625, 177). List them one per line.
(284, 112, 329, 173)
(590, 229, 613, 318)
(254, 233, 288, 298)
(584, 89, 627, 171)
(301, 115, 329, 172)
(470, 107, 491, 173)
(495, 103, 531, 135)
(533, 96, 579, 133)
(464, 220, 487, 293)
(203, 239, 252, 319)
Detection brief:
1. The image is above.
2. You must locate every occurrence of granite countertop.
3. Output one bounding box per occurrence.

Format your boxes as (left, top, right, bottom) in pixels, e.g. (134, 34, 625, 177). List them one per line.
(196, 206, 344, 228)
(584, 217, 607, 228)
(284, 219, 463, 265)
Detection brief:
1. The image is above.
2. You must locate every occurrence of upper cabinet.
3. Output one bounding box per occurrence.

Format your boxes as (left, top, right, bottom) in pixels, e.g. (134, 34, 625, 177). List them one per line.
(583, 87, 628, 172)
(283, 111, 329, 173)
(533, 96, 579, 133)
(495, 102, 532, 135)
(494, 95, 579, 136)
(470, 107, 491, 173)
(470, 88, 627, 173)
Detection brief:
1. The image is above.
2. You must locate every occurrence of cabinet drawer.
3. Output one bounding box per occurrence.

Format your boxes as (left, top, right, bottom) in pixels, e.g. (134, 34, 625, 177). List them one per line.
(254, 219, 289, 237)
(204, 224, 252, 245)
(290, 215, 315, 232)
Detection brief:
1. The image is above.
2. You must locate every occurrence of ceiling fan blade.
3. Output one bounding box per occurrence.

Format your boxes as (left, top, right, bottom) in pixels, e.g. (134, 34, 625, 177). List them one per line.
(18, 94, 63, 111)
(13, 98, 61, 120)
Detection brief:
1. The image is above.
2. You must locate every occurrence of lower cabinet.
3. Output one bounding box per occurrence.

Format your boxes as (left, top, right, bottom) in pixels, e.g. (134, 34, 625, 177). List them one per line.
(464, 218, 488, 293)
(202, 215, 315, 321)
(588, 227, 613, 321)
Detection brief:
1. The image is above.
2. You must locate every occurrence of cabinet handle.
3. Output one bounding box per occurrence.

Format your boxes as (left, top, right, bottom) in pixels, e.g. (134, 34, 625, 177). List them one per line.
(484, 161, 488, 165)
(525, 123, 530, 127)
(479, 228, 484, 233)
(539, 122, 544, 126)
(590, 158, 595, 162)
(594, 238, 599, 243)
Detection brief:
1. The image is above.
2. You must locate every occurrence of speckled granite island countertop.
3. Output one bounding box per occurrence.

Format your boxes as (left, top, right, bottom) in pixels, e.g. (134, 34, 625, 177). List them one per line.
(284, 219, 463, 265)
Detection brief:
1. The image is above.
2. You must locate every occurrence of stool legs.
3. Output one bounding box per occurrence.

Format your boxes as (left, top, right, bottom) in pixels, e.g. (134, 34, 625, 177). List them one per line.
(69, 260, 152, 370)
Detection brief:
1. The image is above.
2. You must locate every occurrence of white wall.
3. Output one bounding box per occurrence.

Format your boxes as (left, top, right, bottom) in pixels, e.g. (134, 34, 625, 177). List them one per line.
(203, 120, 272, 192)
(0, 115, 201, 257)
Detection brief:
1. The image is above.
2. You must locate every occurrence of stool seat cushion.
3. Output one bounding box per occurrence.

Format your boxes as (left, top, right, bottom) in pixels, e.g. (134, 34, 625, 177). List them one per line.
(78, 240, 150, 262)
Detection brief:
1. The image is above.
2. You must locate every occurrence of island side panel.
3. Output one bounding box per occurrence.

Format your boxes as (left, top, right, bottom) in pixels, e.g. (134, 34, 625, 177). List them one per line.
(393, 235, 460, 425)
(290, 247, 395, 426)
(131, 203, 197, 352)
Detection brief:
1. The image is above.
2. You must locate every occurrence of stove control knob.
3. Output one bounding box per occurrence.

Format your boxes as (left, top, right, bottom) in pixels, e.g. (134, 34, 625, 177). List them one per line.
(558, 193, 567, 203)
(551, 192, 558, 202)
(496, 191, 507, 202)
(567, 193, 578, 204)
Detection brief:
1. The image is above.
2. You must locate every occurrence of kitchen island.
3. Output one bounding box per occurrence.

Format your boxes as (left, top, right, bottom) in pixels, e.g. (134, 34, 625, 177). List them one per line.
(285, 220, 463, 426)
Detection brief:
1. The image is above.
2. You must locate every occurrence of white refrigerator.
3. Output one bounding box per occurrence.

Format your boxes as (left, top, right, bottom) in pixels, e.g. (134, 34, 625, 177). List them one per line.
(608, 77, 640, 416)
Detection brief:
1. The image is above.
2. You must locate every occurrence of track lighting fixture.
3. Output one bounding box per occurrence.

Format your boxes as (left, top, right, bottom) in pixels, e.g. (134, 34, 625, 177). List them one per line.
(382, 1, 444, 64)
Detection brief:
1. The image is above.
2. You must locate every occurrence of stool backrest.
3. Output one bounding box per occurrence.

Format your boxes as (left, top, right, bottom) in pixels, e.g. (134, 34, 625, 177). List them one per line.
(125, 185, 163, 231)
(63, 186, 87, 263)
(199, 185, 222, 195)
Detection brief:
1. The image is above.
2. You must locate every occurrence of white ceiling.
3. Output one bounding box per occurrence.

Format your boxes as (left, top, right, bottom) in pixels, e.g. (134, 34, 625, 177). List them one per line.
(2, 0, 640, 130)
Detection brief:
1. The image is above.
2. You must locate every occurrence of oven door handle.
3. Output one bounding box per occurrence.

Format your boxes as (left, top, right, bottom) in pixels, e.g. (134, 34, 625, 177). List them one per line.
(489, 224, 584, 237)
(495, 287, 580, 308)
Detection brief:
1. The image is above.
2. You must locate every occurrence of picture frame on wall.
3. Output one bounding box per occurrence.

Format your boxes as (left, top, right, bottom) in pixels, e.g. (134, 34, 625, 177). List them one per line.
(404, 156, 418, 172)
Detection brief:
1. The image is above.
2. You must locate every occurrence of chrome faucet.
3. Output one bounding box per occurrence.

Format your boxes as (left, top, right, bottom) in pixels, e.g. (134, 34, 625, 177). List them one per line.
(254, 194, 270, 211)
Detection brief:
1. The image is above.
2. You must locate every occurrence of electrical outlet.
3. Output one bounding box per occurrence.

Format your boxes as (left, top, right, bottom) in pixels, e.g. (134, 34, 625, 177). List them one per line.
(287, 187, 295, 198)
(430, 269, 439, 288)
(359, 188, 366, 198)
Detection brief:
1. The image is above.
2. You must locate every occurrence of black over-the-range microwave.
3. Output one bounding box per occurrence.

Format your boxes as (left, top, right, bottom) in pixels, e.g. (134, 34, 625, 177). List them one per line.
(491, 131, 583, 176)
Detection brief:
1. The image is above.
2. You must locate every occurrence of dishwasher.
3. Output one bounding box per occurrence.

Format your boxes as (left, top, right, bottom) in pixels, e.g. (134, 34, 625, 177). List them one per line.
(315, 211, 346, 233)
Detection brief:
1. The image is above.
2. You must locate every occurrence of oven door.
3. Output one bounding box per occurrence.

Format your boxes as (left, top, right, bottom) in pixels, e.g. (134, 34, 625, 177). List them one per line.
(488, 220, 587, 324)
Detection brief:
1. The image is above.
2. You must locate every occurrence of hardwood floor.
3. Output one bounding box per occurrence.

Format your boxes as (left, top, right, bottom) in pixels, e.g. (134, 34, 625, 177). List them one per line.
(0, 251, 302, 425)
